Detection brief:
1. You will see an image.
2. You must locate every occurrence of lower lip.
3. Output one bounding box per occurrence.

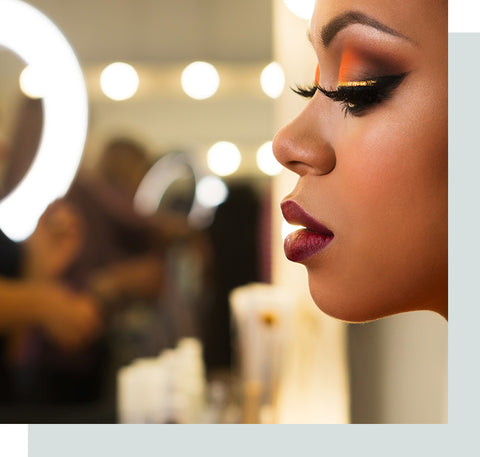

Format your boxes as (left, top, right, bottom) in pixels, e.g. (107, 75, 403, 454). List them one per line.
(284, 228, 333, 262)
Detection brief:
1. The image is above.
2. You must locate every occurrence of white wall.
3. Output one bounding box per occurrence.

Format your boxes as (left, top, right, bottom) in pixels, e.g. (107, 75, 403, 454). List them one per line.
(349, 311, 447, 423)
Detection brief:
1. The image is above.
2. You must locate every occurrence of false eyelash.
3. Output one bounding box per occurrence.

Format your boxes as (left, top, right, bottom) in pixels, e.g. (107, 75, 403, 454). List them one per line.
(292, 85, 318, 98)
(292, 73, 408, 117)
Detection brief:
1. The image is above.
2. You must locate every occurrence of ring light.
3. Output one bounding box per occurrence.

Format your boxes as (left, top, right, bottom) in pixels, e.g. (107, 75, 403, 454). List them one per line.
(134, 152, 228, 229)
(0, 0, 88, 241)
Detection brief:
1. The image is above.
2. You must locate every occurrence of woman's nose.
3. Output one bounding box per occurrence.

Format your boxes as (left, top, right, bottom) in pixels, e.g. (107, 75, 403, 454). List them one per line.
(273, 104, 336, 177)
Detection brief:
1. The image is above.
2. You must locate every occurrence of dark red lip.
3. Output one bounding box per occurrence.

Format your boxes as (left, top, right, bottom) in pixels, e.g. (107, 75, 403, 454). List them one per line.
(281, 200, 334, 262)
(281, 200, 333, 235)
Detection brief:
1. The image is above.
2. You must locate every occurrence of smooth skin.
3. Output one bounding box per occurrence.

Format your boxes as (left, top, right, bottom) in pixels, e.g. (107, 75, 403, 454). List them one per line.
(273, 0, 447, 322)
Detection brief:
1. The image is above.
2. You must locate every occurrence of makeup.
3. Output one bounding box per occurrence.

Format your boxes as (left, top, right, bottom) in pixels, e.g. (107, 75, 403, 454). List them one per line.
(319, 72, 407, 116)
(281, 200, 334, 263)
(338, 49, 364, 83)
(294, 71, 407, 117)
(294, 46, 408, 117)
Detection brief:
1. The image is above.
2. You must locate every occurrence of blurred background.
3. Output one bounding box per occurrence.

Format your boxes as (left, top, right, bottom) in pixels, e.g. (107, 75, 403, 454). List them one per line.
(0, 0, 447, 423)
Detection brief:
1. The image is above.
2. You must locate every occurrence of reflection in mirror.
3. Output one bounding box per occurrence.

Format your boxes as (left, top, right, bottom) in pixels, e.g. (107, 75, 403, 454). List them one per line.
(0, 0, 278, 424)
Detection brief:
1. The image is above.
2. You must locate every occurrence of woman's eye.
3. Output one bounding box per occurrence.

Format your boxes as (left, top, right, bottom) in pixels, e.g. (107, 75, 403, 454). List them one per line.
(293, 73, 408, 117)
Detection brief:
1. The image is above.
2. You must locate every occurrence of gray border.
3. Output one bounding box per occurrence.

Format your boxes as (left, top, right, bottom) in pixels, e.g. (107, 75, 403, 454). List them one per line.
(28, 32, 475, 456)
(448, 32, 480, 433)
(28, 424, 451, 456)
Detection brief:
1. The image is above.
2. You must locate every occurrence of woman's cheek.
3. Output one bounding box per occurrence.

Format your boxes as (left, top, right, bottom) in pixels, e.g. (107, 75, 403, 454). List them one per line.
(336, 121, 406, 209)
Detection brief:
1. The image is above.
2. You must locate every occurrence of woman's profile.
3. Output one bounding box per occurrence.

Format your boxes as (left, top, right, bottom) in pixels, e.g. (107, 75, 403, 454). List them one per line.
(273, 0, 447, 322)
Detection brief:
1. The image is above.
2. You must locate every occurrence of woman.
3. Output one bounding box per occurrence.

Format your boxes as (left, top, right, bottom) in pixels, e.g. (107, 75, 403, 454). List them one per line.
(273, 0, 447, 322)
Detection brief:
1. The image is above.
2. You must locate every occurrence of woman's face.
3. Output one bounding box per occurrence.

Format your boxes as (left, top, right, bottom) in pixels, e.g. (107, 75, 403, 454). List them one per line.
(273, 0, 447, 322)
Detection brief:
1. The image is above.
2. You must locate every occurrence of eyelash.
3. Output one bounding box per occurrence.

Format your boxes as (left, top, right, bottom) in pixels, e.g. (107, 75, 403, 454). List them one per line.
(293, 73, 408, 117)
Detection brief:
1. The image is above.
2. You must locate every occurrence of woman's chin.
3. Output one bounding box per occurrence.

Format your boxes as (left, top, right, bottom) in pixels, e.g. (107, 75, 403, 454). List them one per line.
(307, 279, 400, 323)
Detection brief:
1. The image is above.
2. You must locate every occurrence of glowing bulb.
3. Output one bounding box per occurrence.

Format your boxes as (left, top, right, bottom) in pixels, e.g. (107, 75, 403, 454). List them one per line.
(19, 65, 44, 98)
(260, 62, 285, 99)
(282, 220, 298, 240)
(207, 141, 241, 176)
(256, 141, 282, 176)
(196, 175, 228, 208)
(283, 0, 315, 20)
(181, 61, 219, 100)
(100, 62, 139, 101)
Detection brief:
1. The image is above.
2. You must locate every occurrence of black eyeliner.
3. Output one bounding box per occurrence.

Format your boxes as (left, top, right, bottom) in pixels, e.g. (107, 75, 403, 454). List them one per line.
(293, 72, 408, 116)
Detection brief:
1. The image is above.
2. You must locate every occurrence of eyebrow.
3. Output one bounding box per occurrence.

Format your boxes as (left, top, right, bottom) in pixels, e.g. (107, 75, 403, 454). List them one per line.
(312, 11, 411, 47)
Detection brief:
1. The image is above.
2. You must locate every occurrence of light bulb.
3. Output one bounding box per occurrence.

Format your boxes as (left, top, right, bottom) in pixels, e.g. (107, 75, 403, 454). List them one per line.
(181, 61, 219, 100)
(284, 0, 315, 20)
(207, 141, 241, 177)
(100, 62, 139, 101)
(19, 65, 44, 98)
(260, 62, 285, 99)
(257, 141, 282, 176)
(196, 176, 228, 208)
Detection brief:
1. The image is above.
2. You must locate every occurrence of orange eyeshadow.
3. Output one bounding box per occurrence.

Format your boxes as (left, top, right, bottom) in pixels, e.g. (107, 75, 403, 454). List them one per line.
(338, 49, 363, 83)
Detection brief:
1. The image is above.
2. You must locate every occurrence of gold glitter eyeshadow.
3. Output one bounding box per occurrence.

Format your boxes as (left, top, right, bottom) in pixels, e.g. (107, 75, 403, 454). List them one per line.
(337, 80, 377, 87)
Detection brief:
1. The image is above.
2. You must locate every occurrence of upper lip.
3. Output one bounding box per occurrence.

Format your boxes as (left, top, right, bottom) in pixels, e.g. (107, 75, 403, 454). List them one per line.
(281, 200, 333, 235)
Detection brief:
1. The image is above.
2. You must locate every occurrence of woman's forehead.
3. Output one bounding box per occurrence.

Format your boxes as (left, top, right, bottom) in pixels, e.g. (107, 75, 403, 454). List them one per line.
(310, 0, 446, 45)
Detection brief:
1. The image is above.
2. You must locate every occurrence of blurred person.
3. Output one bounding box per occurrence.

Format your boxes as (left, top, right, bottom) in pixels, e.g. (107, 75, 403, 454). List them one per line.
(49, 139, 214, 410)
(0, 98, 167, 310)
(39, 141, 168, 408)
(95, 137, 151, 201)
(65, 140, 206, 314)
(62, 171, 165, 308)
(60, 136, 167, 307)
